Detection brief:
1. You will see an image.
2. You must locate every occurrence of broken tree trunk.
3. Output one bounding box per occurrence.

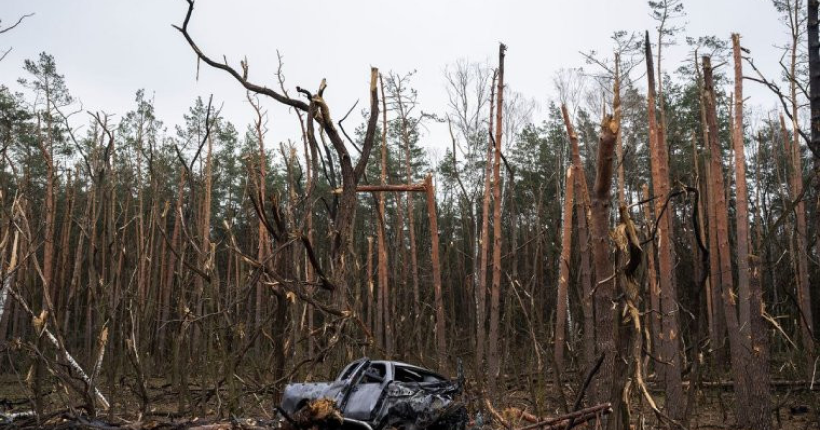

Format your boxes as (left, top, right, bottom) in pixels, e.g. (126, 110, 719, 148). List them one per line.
(695, 52, 726, 364)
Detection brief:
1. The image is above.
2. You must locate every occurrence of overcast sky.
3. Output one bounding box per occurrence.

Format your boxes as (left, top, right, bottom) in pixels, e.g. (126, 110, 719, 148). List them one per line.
(0, 0, 795, 164)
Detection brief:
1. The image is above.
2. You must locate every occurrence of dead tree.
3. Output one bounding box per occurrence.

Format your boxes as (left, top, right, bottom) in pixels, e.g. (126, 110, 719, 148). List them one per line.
(175, 0, 380, 298)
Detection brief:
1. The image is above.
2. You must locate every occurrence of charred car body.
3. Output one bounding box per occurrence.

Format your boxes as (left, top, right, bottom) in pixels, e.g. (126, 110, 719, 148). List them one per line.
(280, 358, 466, 430)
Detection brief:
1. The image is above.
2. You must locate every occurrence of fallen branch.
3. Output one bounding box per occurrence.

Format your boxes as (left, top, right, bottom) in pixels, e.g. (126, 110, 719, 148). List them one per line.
(515, 403, 612, 430)
(6, 286, 110, 409)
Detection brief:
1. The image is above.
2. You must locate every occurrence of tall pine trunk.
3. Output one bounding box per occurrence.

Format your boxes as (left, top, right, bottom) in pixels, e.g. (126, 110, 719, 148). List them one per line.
(645, 33, 684, 417)
(703, 54, 750, 425)
(487, 43, 505, 397)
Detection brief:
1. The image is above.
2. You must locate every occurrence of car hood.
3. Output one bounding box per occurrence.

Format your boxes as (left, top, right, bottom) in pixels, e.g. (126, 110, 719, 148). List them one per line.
(280, 381, 346, 414)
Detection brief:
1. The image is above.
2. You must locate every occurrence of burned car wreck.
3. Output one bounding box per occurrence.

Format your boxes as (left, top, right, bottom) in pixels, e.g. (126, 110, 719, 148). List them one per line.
(279, 358, 467, 430)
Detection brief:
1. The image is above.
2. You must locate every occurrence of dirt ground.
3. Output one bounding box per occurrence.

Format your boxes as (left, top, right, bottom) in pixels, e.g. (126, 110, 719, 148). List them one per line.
(0, 374, 817, 429)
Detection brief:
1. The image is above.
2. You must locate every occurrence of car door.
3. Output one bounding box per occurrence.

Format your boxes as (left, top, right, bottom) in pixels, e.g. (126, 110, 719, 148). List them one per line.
(342, 362, 390, 421)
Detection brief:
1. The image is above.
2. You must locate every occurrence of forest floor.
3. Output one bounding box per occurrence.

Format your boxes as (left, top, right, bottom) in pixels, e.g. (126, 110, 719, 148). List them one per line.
(0, 374, 818, 429)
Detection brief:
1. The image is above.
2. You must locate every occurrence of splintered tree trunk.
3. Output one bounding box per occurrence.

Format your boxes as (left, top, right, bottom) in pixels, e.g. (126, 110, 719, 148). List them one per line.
(590, 115, 618, 408)
(645, 33, 684, 417)
(425, 174, 447, 371)
(732, 34, 752, 339)
(561, 104, 594, 369)
(695, 53, 726, 362)
(487, 42, 506, 397)
(555, 166, 574, 370)
(703, 55, 750, 424)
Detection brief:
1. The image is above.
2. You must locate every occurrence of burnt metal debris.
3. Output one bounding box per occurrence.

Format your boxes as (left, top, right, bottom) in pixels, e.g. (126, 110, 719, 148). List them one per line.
(278, 358, 467, 430)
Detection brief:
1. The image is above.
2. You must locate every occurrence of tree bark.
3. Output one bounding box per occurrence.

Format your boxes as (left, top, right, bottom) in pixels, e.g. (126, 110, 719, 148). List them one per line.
(590, 115, 618, 408)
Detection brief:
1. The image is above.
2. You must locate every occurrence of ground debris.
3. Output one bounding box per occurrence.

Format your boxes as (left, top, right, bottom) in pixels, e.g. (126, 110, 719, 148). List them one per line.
(1, 410, 280, 430)
(281, 398, 344, 430)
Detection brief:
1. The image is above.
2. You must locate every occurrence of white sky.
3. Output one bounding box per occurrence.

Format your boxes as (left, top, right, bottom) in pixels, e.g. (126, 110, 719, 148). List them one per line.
(0, 0, 794, 164)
